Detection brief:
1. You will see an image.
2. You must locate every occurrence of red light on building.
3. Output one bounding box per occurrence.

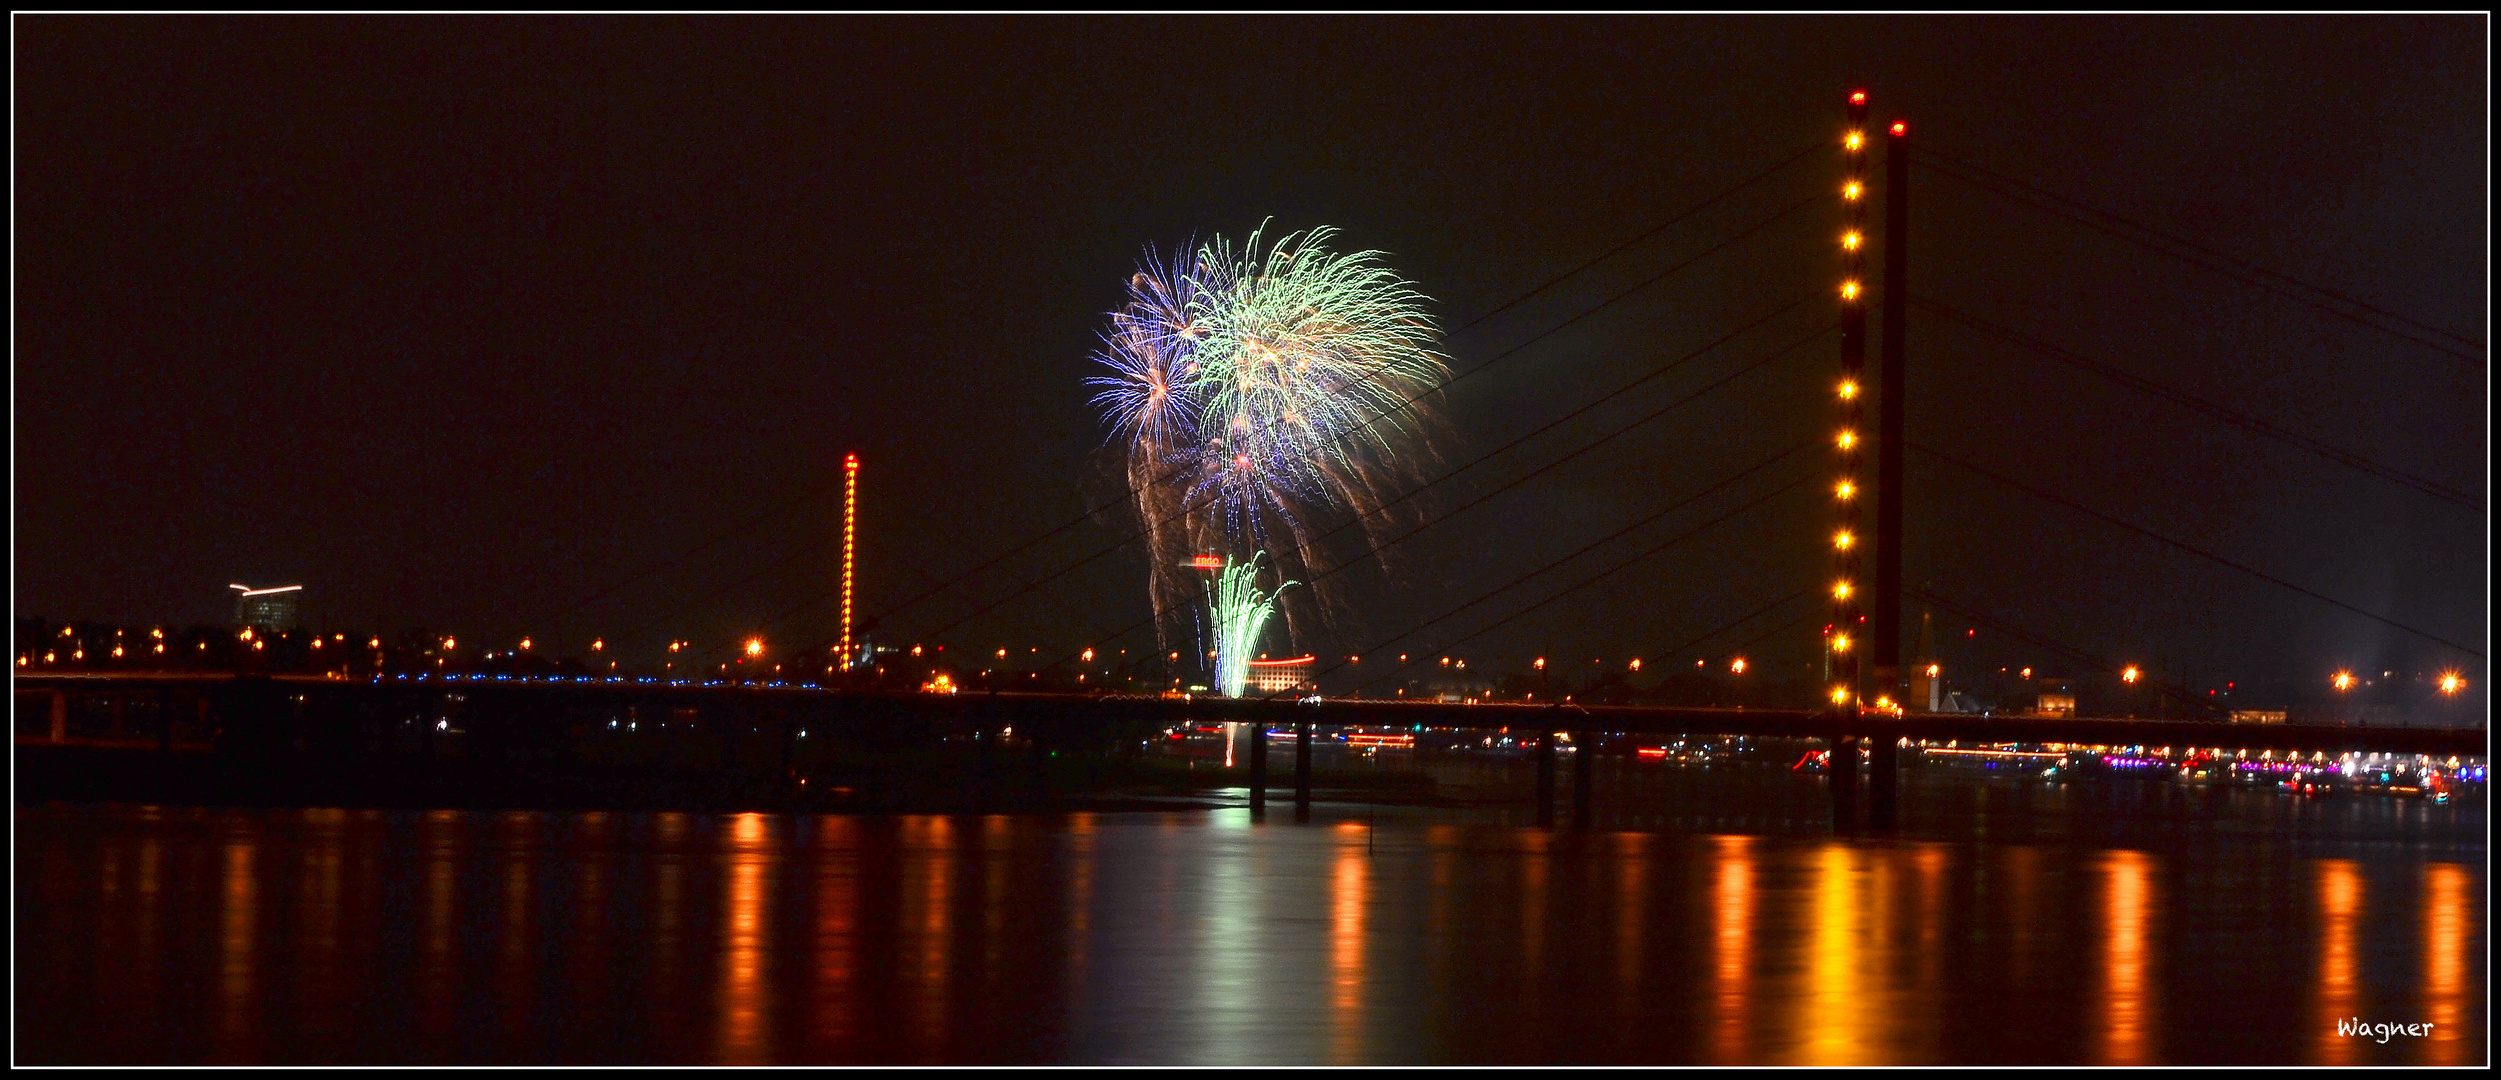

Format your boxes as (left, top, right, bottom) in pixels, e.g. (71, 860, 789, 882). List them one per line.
(1189, 555, 1224, 570)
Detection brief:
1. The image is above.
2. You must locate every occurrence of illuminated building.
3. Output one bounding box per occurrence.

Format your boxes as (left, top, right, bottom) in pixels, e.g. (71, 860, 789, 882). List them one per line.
(1245, 655, 1317, 695)
(229, 583, 304, 632)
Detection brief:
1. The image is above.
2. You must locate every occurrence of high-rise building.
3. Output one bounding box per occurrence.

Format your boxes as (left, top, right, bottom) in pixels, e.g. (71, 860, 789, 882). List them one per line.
(230, 583, 304, 631)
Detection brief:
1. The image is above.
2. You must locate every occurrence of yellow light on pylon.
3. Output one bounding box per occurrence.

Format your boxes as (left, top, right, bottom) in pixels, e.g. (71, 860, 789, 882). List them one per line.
(1831, 634, 1851, 653)
(2438, 672, 2463, 694)
(745, 637, 765, 658)
(1840, 280, 1861, 301)
(1730, 657, 1747, 675)
(1533, 657, 1546, 670)
(1830, 686, 1851, 705)
(1841, 232, 1862, 251)
(1844, 181, 1863, 201)
(841, 452, 858, 670)
(1838, 380, 1858, 399)
(592, 639, 605, 652)
(1925, 663, 1941, 678)
(1832, 581, 1852, 600)
(1844, 131, 1864, 151)
(2122, 666, 2140, 684)
(1629, 657, 1643, 672)
(1836, 480, 1856, 499)
(1837, 431, 1857, 449)
(1834, 530, 1855, 550)
(2332, 670, 2354, 692)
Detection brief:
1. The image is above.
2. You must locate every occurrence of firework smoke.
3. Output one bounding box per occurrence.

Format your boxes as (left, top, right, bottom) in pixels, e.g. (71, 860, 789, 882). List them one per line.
(1088, 224, 1448, 657)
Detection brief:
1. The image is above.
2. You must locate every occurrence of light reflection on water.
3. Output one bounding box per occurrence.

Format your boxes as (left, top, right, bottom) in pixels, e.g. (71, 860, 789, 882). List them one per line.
(16, 804, 2486, 1065)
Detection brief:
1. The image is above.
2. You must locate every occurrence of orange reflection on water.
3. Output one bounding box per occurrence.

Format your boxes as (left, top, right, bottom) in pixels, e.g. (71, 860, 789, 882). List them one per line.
(716, 813, 775, 1064)
(1614, 832, 1650, 1005)
(133, 836, 164, 1020)
(2306, 858, 2363, 1065)
(907, 816, 957, 1051)
(2420, 862, 2471, 1065)
(1426, 826, 1458, 1000)
(2097, 849, 2157, 1065)
(651, 816, 687, 1053)
(298, 810, 346, 1044)
(418, 812, 460, 1044)
(812, 817, 862, 1055)
(213, 835, 258, 1060)
(1709, 834, 1755, 1065)
(983, 815, 1012, 983)
(496, 812, 539, 1042)
(1518, 830, 1550, 982)
(1330, 824, 1370, 1065)
(1065, 813, 1097, 1002)
(570, 820, 611, 1021)
(1789, 842, 1866, 1065)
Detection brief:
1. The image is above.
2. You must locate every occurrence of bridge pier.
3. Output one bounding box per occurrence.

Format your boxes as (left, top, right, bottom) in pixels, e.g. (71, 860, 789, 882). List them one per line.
(49, 690, 67, 743)
(1869, 735, 1900, 831)
(1294, 720, 1312, 822)
(1571, 727, 1594, 829)
(976, 721, 997, 812)
(1248, 723, 1267, 816)
(1536, 730, 1556, 828)
(1029, 719, 1050, 805)
(1829, 734, 1860, 832)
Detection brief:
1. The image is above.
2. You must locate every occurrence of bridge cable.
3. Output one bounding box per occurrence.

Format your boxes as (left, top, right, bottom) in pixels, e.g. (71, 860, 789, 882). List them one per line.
(854, 152, 1832, 635)
(1911, 442, 2484, 659)
(668, 153, 1830, 671)
(911, 296, 1832, 649)
(1910, 146, 2483, 364)
(712, 308, 1830, 676)
(1918, 297, 2481, 512)
(946, 316, 1830, 687)
(1906, 584, 2229, 719)
(667, 186, 1829, 670)
(1323, 457, 1820, 697)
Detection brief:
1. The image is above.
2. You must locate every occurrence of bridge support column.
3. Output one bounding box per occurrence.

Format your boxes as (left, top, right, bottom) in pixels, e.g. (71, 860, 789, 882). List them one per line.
(976, 721, 997, 812)
(49, 690, 66, 743)
(1829, 734, 1860, 832)
(110, 696, 127, 739)
(1571, 728, 1594, 829)
(1029, 720, 1050, 806)
(1294, 720, 1312, 822)
(1248, 723, 1268, 816)
(1536, 731, 1556, 828)
(1869, 735, 1900, 831)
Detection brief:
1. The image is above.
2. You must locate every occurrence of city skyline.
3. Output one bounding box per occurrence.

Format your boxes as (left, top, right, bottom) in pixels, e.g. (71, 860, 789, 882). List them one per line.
(16, 16, 2485, 707)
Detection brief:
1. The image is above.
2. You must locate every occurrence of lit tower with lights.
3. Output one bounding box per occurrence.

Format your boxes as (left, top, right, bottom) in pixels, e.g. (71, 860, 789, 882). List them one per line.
(1827, 89, 1872, 823)
(840, 452, 859, 670)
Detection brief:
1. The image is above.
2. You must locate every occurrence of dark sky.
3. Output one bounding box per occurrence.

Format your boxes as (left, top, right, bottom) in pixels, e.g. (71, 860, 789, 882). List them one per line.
(16, 15, 2487, 704)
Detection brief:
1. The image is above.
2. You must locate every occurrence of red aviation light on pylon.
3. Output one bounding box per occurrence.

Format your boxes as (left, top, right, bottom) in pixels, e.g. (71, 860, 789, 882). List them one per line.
(1189, 555, 1224, 570)
(1849, 91, 1866, 106)
(1890, 121, 1907, 136)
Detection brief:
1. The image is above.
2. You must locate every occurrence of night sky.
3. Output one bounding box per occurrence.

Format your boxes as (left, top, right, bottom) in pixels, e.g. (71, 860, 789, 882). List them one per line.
(16, 16, 2487, 706)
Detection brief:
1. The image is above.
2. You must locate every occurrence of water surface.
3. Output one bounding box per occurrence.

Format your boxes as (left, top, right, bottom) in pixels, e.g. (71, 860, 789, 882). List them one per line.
(15, 794, 2483, 1064)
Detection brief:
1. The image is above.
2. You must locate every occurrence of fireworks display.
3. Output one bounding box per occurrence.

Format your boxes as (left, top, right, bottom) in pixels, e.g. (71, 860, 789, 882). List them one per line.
(1089, 224, 1449, 661)
(1206, 554, 1293, 698)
